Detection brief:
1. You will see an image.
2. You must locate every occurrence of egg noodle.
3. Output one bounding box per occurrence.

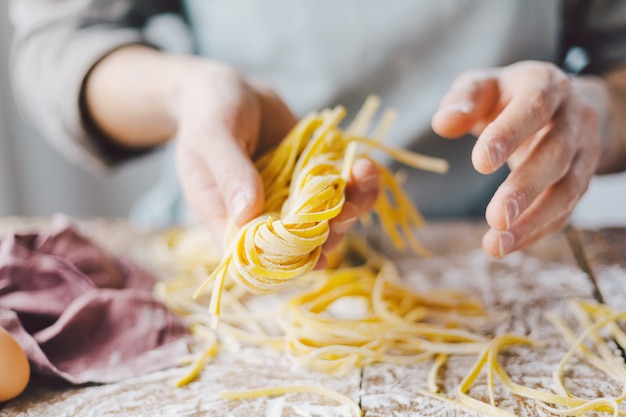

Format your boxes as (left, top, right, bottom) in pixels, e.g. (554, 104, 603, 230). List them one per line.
(156, 232, 492, 416)
(419, 300, 626, 417)
(191, 96, 448, 328)
(154, 98, 626, 416)
(157, 228, 626, 416)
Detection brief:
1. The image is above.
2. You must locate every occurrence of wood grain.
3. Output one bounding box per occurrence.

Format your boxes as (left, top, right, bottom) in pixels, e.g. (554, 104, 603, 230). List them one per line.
(572, 227, 626, 308)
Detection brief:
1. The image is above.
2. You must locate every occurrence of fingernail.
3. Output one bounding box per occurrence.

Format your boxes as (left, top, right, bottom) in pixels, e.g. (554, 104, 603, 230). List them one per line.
(333, 216, 357, 235)
(498, 231, 515, 256)
(504, 198, 520, 229)
(357, 174, 379, 193)
(487, 141, 504, 170)
(230, 190, 251, 223)
(438, 100, 474, 116)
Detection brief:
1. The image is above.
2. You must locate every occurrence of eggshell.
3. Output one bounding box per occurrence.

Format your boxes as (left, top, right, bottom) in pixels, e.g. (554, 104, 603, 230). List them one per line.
(0, 327, 30, 402)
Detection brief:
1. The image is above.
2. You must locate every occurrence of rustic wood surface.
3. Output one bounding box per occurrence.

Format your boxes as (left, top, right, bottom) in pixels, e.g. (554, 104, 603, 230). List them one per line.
(361, 223, 612, 417)
(1, 219, 625, 416)
(571, 227, 626, 308)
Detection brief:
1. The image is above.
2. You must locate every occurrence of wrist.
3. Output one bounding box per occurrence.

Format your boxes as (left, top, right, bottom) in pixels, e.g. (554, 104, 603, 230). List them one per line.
(165, 57, 249, 126)
(600, 67, 626, 173)
(570, 75, 614, 172)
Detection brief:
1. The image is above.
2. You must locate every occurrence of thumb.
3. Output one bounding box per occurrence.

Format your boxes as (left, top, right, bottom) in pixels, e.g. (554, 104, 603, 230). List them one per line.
(205, 134, 265, 227)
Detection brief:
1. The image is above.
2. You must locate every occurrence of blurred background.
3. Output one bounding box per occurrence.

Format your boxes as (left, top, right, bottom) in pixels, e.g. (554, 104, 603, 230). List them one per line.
(0, 2, 164, 220)
(0, 1, 625, 227)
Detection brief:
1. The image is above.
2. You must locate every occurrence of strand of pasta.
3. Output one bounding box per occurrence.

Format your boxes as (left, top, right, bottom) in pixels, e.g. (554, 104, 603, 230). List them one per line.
(193, 98, 449, 327)
(427, 353, 448, 393)
(219, 384, 362, 417)
(174, 324, 219, 387)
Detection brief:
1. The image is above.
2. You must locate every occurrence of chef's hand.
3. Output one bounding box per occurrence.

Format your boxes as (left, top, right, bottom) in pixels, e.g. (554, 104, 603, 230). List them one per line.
(172, 59, 380, 254)
(171, 60, 295, 242)
(432, 61, 613, 257)
(85, 47, 379, 251)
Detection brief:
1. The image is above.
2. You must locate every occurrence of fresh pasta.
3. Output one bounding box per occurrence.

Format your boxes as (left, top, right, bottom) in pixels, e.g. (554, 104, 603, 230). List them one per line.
(153, 98, 626, 416)
(156, 224, 626, 416)
(423, 300, 626, 417)
(156, 231, 497, 416)
(157, 233, 493, 376)
(192, 96, 449, 327)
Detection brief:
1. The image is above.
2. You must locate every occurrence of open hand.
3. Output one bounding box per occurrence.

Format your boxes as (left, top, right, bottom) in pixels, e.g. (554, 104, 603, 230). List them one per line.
(432, 61, 608, 257)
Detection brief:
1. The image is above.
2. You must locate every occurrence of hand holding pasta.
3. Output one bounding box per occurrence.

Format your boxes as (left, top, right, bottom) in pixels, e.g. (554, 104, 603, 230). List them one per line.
(172, 61, 296, 242)
(193, 97, 449, 327)
(85, 47, 381, 257)
(171, 60, 383, 258)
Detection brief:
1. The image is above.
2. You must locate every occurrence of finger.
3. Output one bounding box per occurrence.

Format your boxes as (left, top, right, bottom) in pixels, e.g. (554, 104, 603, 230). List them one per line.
(345, 158, 380, 215)
(323, 159, 379, 256)
(314, 253, 328, 271)
(432, 71, 499, 138)
(176, 148, 227, 244)
(180, 111, 265, 229)
(482, 148, 598, 257)
(472, 66, 570, 174)
(323, 202, 359, 252)
(485, 105, 579, 230)
(205, 132, 266, 226)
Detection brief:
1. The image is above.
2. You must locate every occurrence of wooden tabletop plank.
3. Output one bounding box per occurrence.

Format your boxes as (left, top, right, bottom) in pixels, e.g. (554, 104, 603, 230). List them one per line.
(571, 227, 626, 308)
(361, 221, 611, 416)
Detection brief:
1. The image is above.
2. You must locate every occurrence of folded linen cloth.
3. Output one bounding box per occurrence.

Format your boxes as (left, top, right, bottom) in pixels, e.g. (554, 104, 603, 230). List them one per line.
(0, 217, 189, 384)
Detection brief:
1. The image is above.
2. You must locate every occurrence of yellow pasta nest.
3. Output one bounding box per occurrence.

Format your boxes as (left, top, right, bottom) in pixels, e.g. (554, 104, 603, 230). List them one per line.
(193, 96, 449, 327)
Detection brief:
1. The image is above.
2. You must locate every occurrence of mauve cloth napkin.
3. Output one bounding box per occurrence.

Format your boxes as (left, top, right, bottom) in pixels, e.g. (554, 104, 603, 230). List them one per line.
(0, 218, 189, 384)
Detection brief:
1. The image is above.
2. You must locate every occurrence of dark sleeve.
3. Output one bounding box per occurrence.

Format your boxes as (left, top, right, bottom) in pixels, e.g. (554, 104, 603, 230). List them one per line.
(9, 0, 187, 172)
(562, 0, 626, 74)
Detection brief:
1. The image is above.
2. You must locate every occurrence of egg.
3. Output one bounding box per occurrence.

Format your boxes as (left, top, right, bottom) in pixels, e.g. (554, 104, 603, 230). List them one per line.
(0, 327, 30, 402)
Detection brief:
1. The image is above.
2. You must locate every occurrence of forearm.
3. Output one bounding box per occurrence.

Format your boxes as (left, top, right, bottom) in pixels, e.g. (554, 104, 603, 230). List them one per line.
(9, 0, 188, 169)
(84, 46, 187, 148)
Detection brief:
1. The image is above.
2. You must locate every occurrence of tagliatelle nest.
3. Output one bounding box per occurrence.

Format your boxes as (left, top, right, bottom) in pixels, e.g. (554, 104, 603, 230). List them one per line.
(193, 96, 449, 328)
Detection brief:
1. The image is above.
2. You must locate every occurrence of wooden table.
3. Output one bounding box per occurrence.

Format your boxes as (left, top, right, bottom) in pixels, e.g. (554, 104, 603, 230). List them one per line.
(1, 219, 625, 417)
